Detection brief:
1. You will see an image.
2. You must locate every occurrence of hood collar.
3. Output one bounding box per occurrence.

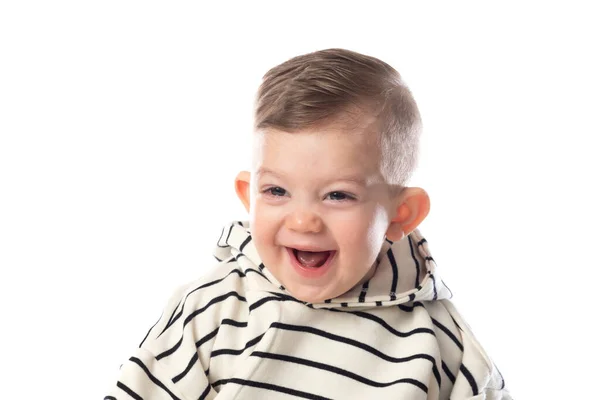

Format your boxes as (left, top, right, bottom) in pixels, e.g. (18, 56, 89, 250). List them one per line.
(213, 221, 452, 309)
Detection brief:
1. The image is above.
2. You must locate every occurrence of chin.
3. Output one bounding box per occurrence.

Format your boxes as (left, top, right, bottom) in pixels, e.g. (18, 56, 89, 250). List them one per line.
(287, 286, 336, 304)
(298, 294, 327, 303)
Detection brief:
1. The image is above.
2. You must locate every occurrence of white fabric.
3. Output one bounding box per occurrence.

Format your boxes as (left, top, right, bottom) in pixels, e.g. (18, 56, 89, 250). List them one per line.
(105, 221, 512, 400)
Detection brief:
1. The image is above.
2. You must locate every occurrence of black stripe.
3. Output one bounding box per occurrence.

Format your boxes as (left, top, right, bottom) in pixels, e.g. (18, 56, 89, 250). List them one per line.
(385, 238, 393, 245)
(237, 221, 244, 226)
(165, 299, 183, 329)
(194, 327, 220, 348)
(198, 383, 212, 400)
(117, 381, 143, 400)
(267, 291, 301, 302)
(407, 236, 421, 288)
(449, 315, 462, 332)
(172, 352, 198, 383)
(408, 293, 416, 301)
(358, 280, 370, 303)
(442, 361, 456, 383)
(213, 378, 331, 400)
(164, 293, 183, 328)
(460, 364, 479, 395)
(425, 256, 434, 262)
(417, 238, 427, 246)
(431, 318, 464, 351)
(249, 295, 292, 312)
(172, 320, 247, 383)
(258, 263, 265, 270)
(330, 309, 435, 338)
(214, 255, 222, 262)
(139, 312, 163, 347)
(225, 224, 234, 243)
(221, 318, 249, 328)
(182, 291, 247, 328)
(271, 322, 437, 365)
(239, 236, 252, 251)
(387, 248, 399, 300)
(157, 318, 244, 361)
(325, 299, 332, 303)
(433, 363, 441, 388)
(244, 267, 270, 282)
(129, 357, 182, 400)
(104, 397, 117, 400)
(398, 301, 424, 312)
(156, 335, 185, 361)
(253, 293, 434, 342)
(441, 279, 453, 297)
(264, 291, 431, 341)
(252, 352, 428, 393)
(216, 227, 228, 248)
(158, 269, 245, 337)
(375, 301, 382, 306)
(430, 272, 438, 300)
(211, 333, 265, 357)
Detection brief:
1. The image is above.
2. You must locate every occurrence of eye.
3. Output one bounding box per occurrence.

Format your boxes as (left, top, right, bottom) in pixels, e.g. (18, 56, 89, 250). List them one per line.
(326, 191, 355, 201)
(263, 186, 287, 197)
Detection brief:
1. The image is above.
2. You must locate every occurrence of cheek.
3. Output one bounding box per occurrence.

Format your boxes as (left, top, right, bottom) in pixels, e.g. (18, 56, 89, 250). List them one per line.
(333, 205, 389, 252)
(251, 198, 279, 221)
(366, 205, 391, 245)
(250, 201, 278, 248)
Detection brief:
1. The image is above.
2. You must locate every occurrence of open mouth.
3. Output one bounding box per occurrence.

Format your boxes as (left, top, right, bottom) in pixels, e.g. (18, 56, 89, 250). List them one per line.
(288, 248, 335, 269)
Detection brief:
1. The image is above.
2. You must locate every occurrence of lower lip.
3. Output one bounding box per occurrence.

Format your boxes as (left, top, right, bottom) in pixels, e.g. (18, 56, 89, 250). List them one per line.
(286, 247, 336, 279)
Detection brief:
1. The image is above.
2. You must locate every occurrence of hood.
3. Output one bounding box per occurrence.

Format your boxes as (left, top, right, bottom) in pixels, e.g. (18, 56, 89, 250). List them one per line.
(213, 221, 452, 309)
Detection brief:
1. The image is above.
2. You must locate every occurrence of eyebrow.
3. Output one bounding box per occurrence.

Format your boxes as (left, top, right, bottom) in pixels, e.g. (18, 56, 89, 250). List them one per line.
(257, 167, 367, 186)
(256, 167, 280, 178)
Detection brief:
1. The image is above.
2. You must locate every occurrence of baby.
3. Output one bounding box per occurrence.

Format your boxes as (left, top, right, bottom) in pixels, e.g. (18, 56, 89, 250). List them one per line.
(105, 48, 511, 400)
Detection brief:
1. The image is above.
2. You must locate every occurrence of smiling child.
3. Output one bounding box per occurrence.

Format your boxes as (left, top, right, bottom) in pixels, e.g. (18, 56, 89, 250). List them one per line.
(106, 48, 511, 400)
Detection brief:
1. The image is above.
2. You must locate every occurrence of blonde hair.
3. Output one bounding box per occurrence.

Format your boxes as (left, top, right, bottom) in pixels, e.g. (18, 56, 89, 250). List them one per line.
(254, 48, 422, 188)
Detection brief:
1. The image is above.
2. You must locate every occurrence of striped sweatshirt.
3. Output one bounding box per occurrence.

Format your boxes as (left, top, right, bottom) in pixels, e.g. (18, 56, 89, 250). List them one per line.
(105, 221, 511, 400)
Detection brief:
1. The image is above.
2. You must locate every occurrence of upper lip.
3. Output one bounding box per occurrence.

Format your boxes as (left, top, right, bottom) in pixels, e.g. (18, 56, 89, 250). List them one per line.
(285, 245, 335, 253)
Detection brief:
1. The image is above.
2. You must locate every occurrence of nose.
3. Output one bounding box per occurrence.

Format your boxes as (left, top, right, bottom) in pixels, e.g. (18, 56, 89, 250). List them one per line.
(285, 209, 323, 233)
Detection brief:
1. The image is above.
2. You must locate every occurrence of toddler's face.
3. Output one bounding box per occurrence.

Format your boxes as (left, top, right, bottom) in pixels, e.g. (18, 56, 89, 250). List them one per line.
(247, 120, 398, 303)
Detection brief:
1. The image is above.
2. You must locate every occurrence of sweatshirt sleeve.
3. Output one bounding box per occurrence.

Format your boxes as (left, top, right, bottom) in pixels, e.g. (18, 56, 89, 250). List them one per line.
(104, 347, 196, 400)
(104, 284, 217, 400)
(441, 299, 513, 400)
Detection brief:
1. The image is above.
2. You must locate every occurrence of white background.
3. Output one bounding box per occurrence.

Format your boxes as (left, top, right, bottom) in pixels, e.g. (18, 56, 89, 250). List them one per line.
(1, 1, 598, 398)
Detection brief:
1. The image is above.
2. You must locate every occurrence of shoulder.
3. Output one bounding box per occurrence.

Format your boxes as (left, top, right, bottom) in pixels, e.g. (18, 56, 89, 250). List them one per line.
(178, 259, 249, 304)
(434, 299, 509, 398)
(139, 260, 249, 356)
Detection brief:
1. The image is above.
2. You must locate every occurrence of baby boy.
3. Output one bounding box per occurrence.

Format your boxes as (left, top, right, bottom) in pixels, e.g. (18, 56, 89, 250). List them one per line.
(105, 48, 511, 400)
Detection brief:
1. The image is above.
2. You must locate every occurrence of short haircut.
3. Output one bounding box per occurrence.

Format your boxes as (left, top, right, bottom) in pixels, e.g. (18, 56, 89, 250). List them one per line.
(254, 48, 422, 189)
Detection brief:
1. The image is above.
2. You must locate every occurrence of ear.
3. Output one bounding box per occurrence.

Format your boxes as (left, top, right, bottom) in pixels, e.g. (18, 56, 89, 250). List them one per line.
(386, 187, 430, 241)
(234, 171, 251, 212)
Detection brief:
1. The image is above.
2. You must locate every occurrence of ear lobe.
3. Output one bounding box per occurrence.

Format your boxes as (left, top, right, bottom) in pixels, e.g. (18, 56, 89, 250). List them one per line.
(386, 223, 406, 242)
(386, 187, 430, 241)
(234, 171, 251, 212)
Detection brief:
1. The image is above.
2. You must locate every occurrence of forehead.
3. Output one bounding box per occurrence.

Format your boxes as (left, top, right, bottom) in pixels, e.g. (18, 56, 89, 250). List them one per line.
(253, 117, 384, 182)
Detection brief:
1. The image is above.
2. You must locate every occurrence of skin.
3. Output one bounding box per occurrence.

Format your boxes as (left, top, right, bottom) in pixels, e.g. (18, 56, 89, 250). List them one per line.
(234, 116, 430, 303)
